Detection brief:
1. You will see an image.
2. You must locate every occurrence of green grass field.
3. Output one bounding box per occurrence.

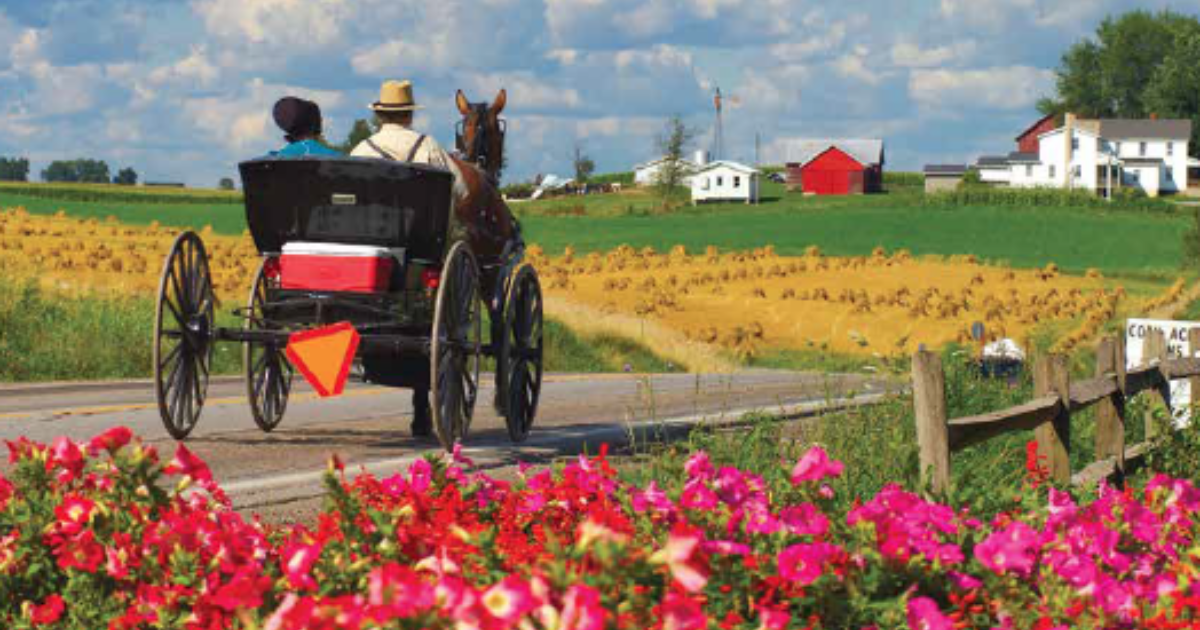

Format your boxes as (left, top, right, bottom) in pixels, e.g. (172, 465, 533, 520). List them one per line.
(2, 179, 1191, 275)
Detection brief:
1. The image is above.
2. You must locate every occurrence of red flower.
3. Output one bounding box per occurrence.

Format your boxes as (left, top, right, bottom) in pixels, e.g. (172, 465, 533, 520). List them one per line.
(54, 494, 96, 534)
(30, 594, 64, 626)
(89, 426, 133, 455)
(0, 475, 13, 511)
(55, 530, 105, 573)
(164, 444, 213, 484)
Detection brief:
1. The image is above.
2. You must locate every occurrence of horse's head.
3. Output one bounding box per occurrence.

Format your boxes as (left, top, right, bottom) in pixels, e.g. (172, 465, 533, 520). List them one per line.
(455, 89, 507, 180)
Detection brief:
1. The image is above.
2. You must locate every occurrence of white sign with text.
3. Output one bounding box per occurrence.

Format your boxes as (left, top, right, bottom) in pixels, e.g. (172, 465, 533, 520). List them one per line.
(1126, 318, 1200, 426)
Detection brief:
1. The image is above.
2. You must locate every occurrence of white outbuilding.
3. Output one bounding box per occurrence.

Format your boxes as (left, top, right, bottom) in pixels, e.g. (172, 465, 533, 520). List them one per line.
(690, 161, 760, 204)
(633, 155, 700, 187)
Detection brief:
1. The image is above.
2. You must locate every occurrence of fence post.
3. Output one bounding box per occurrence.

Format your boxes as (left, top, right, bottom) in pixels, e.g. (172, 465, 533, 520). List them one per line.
(1034, 354, 1071, 485)
(1190, 328, 1200, 424)
(912, 350, 950, 494)
(1143, 328, 1169, 439)
(1094, 337, 1125, 481)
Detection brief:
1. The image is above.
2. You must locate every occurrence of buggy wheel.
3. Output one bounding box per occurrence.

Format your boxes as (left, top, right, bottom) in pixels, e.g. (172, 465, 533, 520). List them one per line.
(501, 264, 543, 442)
(244, 257, 293, 432)
(430, 242, 483, 452)
(153, 231, 214, 440)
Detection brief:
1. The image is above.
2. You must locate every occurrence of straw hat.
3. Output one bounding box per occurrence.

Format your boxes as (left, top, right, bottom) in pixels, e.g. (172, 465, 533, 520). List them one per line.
(370, 80, 423, 112)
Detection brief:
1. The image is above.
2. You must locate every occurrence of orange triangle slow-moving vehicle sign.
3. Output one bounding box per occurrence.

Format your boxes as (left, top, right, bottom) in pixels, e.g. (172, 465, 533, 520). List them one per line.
(285, 322, 361, 397)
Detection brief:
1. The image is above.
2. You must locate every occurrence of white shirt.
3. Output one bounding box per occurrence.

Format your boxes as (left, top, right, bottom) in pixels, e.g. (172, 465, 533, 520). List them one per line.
(350, 123, 451, 169)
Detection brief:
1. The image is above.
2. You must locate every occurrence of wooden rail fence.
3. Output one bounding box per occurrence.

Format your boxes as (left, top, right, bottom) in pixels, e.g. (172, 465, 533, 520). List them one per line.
(913, 329, 1200, 493)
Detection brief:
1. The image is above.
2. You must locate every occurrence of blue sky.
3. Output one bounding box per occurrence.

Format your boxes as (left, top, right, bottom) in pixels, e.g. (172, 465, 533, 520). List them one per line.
(0, 0, 1193, 187)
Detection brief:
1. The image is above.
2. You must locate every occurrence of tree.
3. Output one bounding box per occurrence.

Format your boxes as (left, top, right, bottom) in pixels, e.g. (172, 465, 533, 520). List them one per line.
(218, 177, 235, 190)
(653, 115, 697, 202)
(338, 119, 376, 153)
(42, 159, 110, 183)
(1040, 10, 1200, 154)
(0, 157, 29, 182)
(572, 142, 595, 184)
(113, 167, 137, 185)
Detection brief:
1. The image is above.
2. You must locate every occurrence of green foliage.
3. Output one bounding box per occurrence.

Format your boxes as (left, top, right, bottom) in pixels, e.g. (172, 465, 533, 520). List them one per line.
(218, 177, 235, 191)
(112, 168, 137, 186)
(1182, 208, 1200, 272)
(0, 182, 241, 206)
(573, 144, 596, 184)
(960, 168, 982, 187)
(0, 274, 240, 381)
(882, 171, 924, 190)
(924, 186, 1170, 213)
(41, 159, 111, 184)
(500, 182, 537, 199)
(543, 318, 680, 374)
(1145, 405, 1200, 483)
(1042, 9, 1200, 154)
(339, 118, 377, 153)
(590, 171, 635, 186)
(0, 157, 29, 182)
(653, 115, 698, 203)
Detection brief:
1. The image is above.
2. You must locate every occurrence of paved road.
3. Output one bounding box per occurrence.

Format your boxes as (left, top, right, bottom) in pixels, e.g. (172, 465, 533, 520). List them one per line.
(0, 371, 897, 521)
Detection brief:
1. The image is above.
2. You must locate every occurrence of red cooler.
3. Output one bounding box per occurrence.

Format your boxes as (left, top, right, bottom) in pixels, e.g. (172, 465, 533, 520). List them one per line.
(280, 242, 399, 293)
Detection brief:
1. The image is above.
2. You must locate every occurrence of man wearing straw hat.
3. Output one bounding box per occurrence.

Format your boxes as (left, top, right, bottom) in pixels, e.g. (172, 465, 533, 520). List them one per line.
(351, 80, 450, 169)
(353, 79, 448, 439)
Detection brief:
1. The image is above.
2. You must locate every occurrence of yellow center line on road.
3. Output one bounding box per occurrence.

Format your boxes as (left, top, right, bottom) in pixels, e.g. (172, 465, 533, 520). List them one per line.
(0, 373, 658, 422)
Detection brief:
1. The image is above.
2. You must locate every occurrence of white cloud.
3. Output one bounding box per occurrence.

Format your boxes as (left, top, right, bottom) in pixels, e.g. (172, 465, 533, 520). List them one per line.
(891, 40, 977, 68)
(833, 47, 883, 86)
(191, 0, 351, 49)
(909, 66, 1054, 111)
(149, 46, 220, 88)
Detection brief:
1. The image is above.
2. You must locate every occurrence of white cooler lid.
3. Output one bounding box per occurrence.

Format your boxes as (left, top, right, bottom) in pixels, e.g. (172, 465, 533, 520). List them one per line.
(283, 241, 403, 259)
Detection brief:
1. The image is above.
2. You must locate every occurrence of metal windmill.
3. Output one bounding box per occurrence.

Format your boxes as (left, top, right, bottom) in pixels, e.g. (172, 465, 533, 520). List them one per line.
(711, 87, 741, 162)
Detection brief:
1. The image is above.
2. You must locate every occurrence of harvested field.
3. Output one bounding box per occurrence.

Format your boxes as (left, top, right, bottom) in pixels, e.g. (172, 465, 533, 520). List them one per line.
(532, 244, 1178, 359)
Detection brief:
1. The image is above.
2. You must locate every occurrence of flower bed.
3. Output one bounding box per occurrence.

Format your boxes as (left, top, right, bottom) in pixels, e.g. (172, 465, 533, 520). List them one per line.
(1, 428, 1199, 629)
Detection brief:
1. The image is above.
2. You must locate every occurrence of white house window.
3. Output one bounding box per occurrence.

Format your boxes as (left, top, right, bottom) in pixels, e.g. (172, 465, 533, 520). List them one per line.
(701, 177, 710, 190)
(1128, 170, 1140, 183)
(734, 176, 741, 188)
(1114, 141, 1122, 154)
(717, 176, 723, 187)
(1025, 165, 1033, 177)
(1071, 137, 1079, 151)
(1072, 165, 1081, 178)
(1049, 165, 1056, 179)
(1140, 142, 1147, 157)
(1168, 142, 1174, 157)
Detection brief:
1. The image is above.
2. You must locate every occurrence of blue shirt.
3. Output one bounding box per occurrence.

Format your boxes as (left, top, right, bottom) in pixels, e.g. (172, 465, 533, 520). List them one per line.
(272, 139, 341, 157)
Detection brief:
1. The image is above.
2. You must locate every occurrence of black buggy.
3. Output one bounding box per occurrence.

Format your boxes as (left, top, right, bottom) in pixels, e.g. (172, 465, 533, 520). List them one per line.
(150, 157, 544, 451)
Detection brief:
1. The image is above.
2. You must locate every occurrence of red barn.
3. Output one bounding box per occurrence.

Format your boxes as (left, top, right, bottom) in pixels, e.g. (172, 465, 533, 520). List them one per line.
(784, 139, 884, 195)
(1015, 114, 1057, 153)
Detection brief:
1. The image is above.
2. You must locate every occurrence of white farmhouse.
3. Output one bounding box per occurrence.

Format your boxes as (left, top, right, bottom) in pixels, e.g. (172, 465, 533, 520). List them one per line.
(690, 161, 759, 204)
(633, 156, 699, 187)
(1006, 115, 1192, 197)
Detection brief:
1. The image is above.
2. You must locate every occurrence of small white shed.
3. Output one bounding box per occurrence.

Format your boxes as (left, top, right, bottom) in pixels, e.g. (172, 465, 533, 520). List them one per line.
(691, 161, 760, 204)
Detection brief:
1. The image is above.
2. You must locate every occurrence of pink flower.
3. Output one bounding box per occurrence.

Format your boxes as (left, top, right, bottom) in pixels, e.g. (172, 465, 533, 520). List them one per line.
(715, 467, 750, 507)
(791, 446, 844, 485)
(777, 542, 841, 586)
(560, 585, 605, 630)
(88, 426, 133, 455)
(650, 530, 709, 593)
(631, 481, 676, 515)
(281, 541, 323, 590)
(50, 436, 85, 481)
(907, 597, 954, 630)
(780, 503, 831, 537)
(684, 451, 715, 481)
(482, 576, 538, 622)
(0, 476, 12, 511)
(408, 459, 432, 494)
(974, 521, 1039, 576)
(680, 478, 719, 511)
(264, 594, 315, 630)
(757, 607, 790, 630)
(30, 594, 64, 626)
(450, 442, 476, 468)
(663, 592, 707, 630)
(701, 539, 752, 556)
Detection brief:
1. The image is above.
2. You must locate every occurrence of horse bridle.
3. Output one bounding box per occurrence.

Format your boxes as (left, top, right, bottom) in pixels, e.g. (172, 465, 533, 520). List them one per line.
(455, 103, 506, 175)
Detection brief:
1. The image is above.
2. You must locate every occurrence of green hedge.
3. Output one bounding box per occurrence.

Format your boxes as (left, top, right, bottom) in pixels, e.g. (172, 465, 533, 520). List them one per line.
(923, 186, 1172, 212)
(589, 171, 635, 185)
(0, 183, 241, 205)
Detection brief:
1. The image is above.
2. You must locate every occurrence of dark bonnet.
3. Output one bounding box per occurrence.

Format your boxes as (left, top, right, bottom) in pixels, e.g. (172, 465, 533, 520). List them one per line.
(272, 97, 322, 138)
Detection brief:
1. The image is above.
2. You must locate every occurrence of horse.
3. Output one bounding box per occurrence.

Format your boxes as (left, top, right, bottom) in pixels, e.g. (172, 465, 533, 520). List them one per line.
(450, 89, 520, 303)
